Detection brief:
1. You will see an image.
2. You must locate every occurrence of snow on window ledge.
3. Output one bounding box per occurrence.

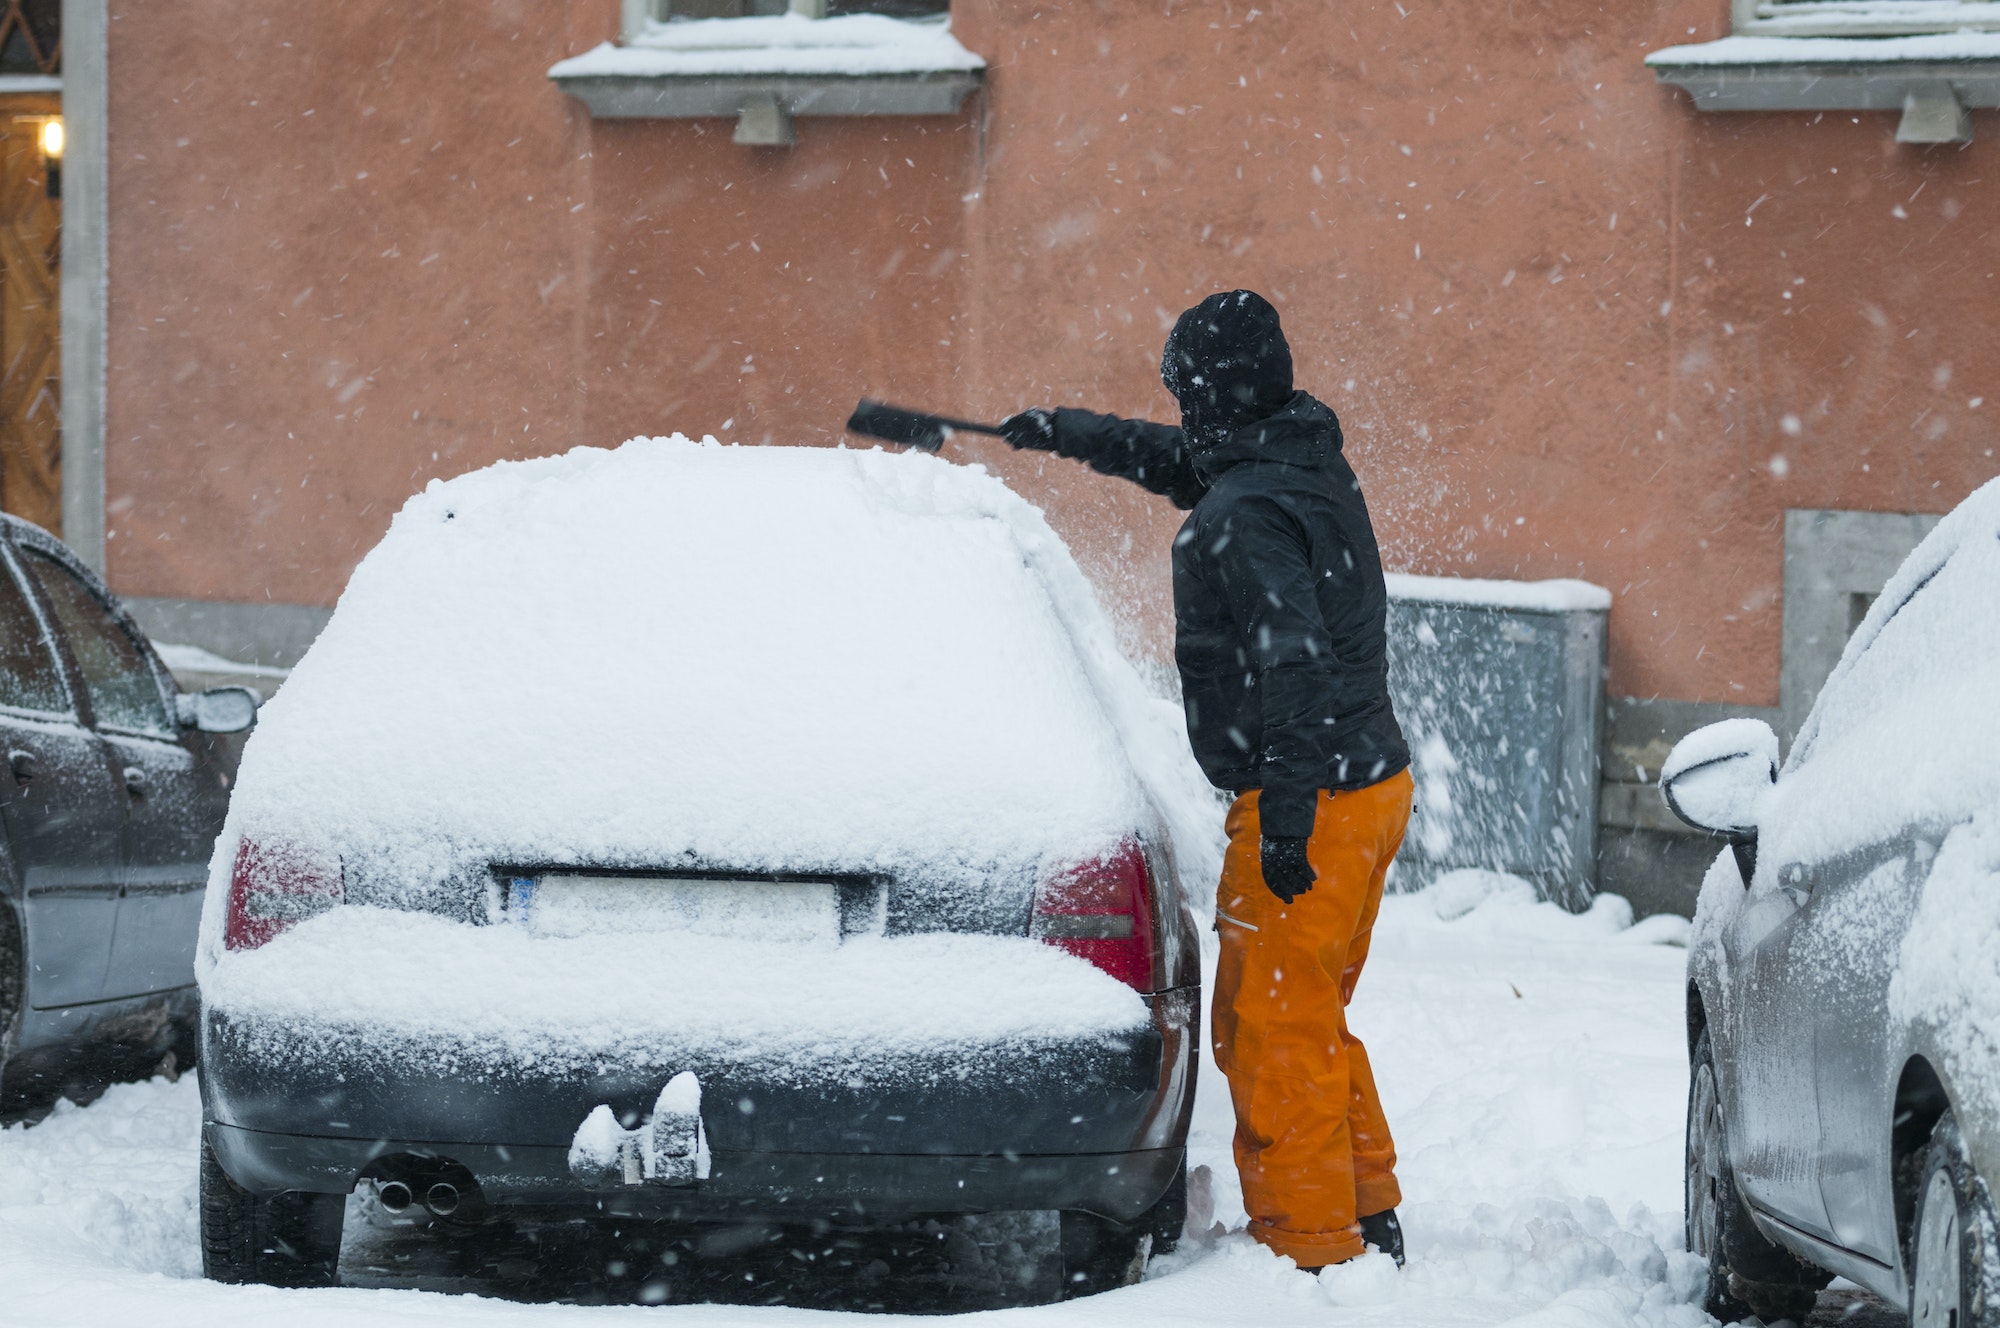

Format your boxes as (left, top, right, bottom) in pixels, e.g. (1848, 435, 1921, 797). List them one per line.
(1645, 30, 2000, 143)
(548, 14, 985, 140)
(1734, 0, 2000, 39)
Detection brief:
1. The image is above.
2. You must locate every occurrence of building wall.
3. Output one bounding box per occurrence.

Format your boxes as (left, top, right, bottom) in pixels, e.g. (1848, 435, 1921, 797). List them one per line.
(96, 1, 1998, 901)
(103, 2, 599, 607)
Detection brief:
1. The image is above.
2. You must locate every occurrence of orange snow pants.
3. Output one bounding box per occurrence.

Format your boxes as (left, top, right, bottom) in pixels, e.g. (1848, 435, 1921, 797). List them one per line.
(1212, 769, 1414, 1268)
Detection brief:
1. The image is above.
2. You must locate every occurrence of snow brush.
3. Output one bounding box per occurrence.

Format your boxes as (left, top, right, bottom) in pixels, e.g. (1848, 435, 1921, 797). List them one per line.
(845, 399, 1007, 452)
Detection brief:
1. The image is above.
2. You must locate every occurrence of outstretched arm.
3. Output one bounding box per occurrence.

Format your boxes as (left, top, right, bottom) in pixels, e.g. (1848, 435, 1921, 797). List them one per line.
(1001, 408, 1209, 510)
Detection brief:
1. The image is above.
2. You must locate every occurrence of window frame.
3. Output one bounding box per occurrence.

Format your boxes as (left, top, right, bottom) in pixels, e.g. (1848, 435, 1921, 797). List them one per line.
(1733, 0, 2000, 38)
(628, 0, 947, 30)
(560, 0, 984, 137)
(10, 526, 181, 741)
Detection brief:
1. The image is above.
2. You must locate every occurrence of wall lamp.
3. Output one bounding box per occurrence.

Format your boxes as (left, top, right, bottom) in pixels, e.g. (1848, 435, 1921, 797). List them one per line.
(40, 115, 61, 199)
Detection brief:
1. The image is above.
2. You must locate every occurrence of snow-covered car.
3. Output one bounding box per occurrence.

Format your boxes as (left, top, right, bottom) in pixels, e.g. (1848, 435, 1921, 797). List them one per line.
(1668, 477, 2000, 1326)
(0, 516, 256, 1099)
(195, 439, 1218, 1295)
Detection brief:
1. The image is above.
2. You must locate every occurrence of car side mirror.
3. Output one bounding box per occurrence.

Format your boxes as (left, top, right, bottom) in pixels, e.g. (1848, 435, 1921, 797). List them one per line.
(1660, 717, 1778, 842)
(177, 685, 259, 734)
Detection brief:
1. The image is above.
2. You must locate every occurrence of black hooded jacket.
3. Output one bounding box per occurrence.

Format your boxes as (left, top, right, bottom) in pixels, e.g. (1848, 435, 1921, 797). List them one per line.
(1039, 296, 1407, 840)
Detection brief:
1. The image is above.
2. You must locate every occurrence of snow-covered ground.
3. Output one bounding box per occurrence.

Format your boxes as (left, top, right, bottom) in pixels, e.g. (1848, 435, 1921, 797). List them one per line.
(0, 879, 1712, 1327)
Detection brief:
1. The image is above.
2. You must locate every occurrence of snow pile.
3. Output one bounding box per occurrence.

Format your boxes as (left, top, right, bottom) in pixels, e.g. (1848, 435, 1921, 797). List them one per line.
(1647, 32, 2000, 65)
(1317, 1250, 1401, 1305)
(0, 1079, 203, 1298)
(549, 14, 985, 80)
(1387, 573, 1611, 614)
(202, 906, 1147, 1074)
(567, 1073, 711, 1186)
(1762, 476, 2000, 873)
(1419, 869, 1691, 946)
(565, 1104, 628, 1181)
(1425, 866, 1539, 920)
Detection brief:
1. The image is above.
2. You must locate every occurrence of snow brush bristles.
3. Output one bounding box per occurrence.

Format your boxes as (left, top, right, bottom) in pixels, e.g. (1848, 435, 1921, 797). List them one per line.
(845, 399, 1007, 452)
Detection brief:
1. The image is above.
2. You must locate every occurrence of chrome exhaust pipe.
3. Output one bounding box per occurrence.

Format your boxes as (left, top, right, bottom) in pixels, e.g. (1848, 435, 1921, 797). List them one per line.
(377, 1179, 414, 1214)
(425, 1181, 461, 1217)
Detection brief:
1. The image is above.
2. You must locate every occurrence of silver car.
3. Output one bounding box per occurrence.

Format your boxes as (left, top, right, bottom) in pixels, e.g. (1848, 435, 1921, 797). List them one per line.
(1668, 478, 2000, 1327)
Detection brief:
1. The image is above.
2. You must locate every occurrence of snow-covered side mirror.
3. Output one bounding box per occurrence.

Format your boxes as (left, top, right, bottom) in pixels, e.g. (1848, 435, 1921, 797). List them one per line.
(1660, 718, 1778, 842)
(177, 685, 259, 734)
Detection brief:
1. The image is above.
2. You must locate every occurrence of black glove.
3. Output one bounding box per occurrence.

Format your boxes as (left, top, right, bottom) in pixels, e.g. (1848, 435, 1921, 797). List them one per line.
(1261, 835, 1316, 904)
(998, 408, 1057, 451)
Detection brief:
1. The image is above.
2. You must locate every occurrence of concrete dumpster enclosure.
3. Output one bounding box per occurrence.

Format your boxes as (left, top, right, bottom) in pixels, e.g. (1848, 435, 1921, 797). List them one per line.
(1386, 576, 1611, 910)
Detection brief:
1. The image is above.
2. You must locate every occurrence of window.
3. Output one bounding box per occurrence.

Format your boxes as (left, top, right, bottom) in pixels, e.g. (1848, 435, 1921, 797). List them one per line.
(24, 552, 174, 737)
(1650, 2, 2000, 144)
(652, 2, 946, 17)
(558, 0, 982, 136)
(0, 0, 59, 77)
(1734, 0, 2000, 37)
(0, 556, 62, 713)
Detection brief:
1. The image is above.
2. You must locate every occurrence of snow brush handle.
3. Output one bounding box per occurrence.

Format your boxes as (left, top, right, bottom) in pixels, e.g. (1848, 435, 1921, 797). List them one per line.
(845, 399, 1007, 452)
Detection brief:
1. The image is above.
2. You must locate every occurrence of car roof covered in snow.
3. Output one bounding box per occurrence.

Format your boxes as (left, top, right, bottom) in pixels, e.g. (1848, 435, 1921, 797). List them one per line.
(202, 438, 1220, 964)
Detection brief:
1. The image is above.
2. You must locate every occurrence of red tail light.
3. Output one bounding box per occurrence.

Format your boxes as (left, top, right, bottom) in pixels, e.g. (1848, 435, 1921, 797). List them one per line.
(1031, 839, 1156, 992)
(224, 838, 344, 951)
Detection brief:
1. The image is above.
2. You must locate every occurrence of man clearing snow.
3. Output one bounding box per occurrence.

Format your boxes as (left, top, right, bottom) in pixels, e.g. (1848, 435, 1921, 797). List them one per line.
(995, 290, 1414, 1272)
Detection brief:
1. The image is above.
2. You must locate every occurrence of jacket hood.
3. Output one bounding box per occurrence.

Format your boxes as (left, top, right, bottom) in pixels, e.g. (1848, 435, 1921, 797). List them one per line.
(1191, 392, 1342, 482)
(1160, 290, 1294, 451)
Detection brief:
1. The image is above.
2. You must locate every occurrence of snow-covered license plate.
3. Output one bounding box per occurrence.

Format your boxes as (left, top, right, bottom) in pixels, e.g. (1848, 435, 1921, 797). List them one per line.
(504, 875, 840, 943)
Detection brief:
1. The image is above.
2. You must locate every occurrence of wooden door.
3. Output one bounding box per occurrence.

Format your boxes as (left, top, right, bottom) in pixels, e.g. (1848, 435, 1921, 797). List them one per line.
(0, 92, 58, 535)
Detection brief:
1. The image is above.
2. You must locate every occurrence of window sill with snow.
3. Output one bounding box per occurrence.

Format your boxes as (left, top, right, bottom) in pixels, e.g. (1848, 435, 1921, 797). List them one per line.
(547, 13, 984, 145)
(1646, 2, 2000, 142)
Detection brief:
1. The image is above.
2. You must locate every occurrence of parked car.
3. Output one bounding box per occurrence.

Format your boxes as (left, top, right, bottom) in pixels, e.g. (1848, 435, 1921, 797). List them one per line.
(196, 439, 1214, 1298)
(1667, 477, 2000, 1326)
(0, 515, 257, 1101)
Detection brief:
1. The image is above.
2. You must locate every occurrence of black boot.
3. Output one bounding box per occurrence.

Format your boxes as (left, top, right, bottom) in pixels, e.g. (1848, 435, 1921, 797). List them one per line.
(1357, 1207, 1404, 1267)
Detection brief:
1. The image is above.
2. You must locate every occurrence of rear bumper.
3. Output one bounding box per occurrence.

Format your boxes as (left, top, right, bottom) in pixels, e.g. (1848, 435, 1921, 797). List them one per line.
(200, 987, 1198, 1222)
(206, 1119, 1183, 1223)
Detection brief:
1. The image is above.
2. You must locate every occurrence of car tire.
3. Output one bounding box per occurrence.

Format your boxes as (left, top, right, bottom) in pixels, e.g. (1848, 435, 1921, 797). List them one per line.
(1910, 1111, 2000, 1328)
(1148, 1151, 1188, 1257)
(168, 1015, 200, 1075)
(1058, 1210, 1148, 1298)
(1686, 1028, 1827, 1324)
(199, 1136, 343, 1286)
(1058, 1152, 1186, 1298)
